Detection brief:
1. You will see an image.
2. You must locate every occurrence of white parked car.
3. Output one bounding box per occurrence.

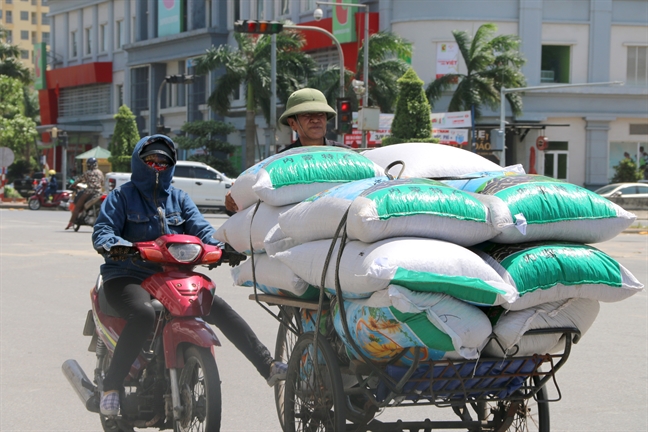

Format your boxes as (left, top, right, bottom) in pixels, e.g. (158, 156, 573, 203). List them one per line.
(594, 183, 648, 201)
(105, 160, 233, 214)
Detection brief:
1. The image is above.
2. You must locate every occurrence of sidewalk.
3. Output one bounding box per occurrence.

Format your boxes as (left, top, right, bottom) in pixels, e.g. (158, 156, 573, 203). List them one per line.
(3, 201, 646, 231)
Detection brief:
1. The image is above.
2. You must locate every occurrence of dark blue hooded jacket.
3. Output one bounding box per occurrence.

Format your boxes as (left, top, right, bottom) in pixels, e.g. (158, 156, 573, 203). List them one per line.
(92, 135, 219, 282)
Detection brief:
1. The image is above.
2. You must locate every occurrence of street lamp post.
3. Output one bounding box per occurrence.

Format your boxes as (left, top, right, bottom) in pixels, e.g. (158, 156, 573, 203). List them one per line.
(314, 1, 370, 147)
(498, 81, 624, 167)
(156, 74, 194, 134)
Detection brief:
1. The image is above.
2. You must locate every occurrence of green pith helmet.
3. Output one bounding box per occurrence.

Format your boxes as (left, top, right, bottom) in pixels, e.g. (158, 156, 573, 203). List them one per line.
(279, 88, 337, 125)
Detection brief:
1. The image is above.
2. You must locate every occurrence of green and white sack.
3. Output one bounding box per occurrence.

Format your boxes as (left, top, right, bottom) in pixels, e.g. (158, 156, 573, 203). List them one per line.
(483, 298, 600, 357)
(213, 202, 295, 255)
(361, 143, 507, 178)
(251, 146, 385, 207)
(444, 173, 636, 244)
(474, 242, 644, 311)
(275, 237, 518, 305)
(231, 253, 318, 299)
(280, 177, 504, 247)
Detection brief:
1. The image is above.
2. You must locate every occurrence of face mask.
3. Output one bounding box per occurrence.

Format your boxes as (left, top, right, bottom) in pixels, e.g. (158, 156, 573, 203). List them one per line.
(142, 154, 172, 171)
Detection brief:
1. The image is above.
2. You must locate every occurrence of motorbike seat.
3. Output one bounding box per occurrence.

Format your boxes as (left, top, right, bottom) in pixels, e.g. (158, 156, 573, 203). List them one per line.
(96, 276, 165, 317)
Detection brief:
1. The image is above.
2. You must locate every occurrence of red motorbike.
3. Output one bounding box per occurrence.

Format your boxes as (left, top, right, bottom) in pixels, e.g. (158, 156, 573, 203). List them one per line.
(69, 183, 108, 231)
(63, 235, 240, 432)
(28, 182, 72, 210)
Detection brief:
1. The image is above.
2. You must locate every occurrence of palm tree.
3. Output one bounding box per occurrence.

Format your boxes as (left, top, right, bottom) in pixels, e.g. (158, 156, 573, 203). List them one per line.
(425, 23, 526, 119)
(0, 27, 32, 84)
(310, 31, 412, 113)
(194, 30, 316, 169)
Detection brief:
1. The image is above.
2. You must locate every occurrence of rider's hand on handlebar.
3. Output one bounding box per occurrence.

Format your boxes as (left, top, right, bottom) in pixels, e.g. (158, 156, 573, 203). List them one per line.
(109, 246, 137, 261)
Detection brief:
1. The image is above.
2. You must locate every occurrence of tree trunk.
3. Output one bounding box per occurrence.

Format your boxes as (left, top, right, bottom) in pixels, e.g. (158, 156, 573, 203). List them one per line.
(244, 83, 257, 169)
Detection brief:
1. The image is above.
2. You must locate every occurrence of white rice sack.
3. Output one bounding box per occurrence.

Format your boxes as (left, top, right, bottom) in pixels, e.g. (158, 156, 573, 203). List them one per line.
(280, 177, 504, 247)
(275, 237, 518, 305)
(230, 253, 317, 299)
(361, 143, 506, 178)
(252, 146, 385, 206)
(444, 172, 636, 244)
(213, 202, 296, 255)
(387, 285, 492, 359)
(483, 298, 600, 357)
(263, 224, 300, 257)
(474, 242, 644, 311)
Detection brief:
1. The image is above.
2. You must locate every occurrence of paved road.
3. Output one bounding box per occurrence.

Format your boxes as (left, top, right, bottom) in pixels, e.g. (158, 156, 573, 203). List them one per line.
(0, 208, 646, 431)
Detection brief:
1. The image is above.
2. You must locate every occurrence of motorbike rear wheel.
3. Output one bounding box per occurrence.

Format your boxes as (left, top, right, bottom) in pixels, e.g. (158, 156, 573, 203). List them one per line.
(28, 198, 40, 210)
(175, 346, 222, 432)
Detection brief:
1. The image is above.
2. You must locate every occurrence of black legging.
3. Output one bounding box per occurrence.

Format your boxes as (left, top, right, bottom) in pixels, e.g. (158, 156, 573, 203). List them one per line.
(102, 277, 273, 392)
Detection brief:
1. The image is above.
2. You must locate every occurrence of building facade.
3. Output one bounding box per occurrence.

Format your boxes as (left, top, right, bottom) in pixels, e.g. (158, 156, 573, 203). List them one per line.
(41, 0, 647, 189)
(0, 0, 50, 69)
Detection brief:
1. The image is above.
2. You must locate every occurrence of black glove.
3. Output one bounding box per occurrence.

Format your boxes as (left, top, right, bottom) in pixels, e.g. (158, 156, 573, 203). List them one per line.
(221, 244, 247, 268)
(109, 246, 136, 261)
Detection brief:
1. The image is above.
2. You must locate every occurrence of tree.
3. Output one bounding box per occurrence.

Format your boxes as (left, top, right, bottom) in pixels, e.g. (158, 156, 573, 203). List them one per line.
(611, 158, 641, 183)
(108, 105, 140, 172)
(425, 23, 526, 119)
(194, 29, 316, 169)
(0, 26, 32, 85)
(174, 120, 238, 178)
(310, 31, 412, 114)
(0, 76, 38, 167)
(382, 68, 437, 146)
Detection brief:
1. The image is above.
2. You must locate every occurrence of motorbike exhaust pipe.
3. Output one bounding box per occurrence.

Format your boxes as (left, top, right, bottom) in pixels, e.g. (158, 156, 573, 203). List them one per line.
(62, 359, 99, 412)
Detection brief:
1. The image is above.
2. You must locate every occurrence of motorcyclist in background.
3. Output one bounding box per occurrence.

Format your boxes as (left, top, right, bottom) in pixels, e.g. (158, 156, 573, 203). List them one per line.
(92, 135, 287, 416)
(66, 157, 105, 230)
(45, 169, 58, 202)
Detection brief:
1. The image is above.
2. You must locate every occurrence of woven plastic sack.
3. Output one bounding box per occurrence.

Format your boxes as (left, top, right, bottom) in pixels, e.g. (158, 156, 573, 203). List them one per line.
(250, 146, 385, 207)
(280, 177, 504, 247)
(230, 253, 318, 299)
(483, 298, 600, 357)
(213, 202, 295, 255)
(263, 224, 300, 257)
(361, 143, 506, 178)
(474, 242, 644, 311)
(444, 172, 636, 244)
(275, 237, 518, 305)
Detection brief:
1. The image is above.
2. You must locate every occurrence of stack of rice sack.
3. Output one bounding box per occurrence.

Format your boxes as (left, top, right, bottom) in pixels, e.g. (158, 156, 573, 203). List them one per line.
(220, 143, 643, 365)
(214, 146, 385, 299)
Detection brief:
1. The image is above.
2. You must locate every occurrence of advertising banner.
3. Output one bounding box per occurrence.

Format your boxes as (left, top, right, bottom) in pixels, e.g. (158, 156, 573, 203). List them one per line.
(158, 0, 184, 37)
(430, 111, 472, 129)
(432, 129, 469, 147)
(436, 42, 459, 79)
(34, 42, 47, 90)
(333, 0, 357, 44)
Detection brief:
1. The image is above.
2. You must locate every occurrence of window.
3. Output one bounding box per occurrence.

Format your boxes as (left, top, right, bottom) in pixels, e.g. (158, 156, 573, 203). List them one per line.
(543, 141, 568, 180)
(21, 30, 29, 40)
(0, 10, 3, 20)
(280, 0, 290, 15)
(71, 30, 78, 57)
(116, 84, 124, 108)
(6, 11, 12, 24)
(31, 31, 36, 44)
(630, 123, 648, 135)
(58, 84, 112, 117)
(6, 30, 12, 43)
(42, 13, 49, 25)
(177, 60, 186, 107)
(20, 11, 29, 21)
(21, 49, 29, 59)
(195, 167, 218, 180)
(174, 166, 192, 178)
(31, 12, 36, 24)
(99, 24, 107, 52)
(257, 0, 265, 19)
(116, 20, 123, 49)
(32, 0, 37, 5)
(627, 46, 647, 86)
(233, 0, 240, 21)
(303, 0, 316, 11)
(85, 28, 92, 55)
(42, 32, 50, 44)
(541, 45, 570, 84)
(6, 0, 13, 4)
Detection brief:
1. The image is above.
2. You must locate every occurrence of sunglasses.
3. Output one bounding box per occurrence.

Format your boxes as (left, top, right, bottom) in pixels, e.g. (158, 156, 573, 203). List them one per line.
(143, 154, 172, 171)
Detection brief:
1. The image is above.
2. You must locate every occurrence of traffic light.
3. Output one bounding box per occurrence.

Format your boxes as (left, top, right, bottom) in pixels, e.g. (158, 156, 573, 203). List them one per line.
(234, 20, 284, 34)
(336, 98, 352, 134)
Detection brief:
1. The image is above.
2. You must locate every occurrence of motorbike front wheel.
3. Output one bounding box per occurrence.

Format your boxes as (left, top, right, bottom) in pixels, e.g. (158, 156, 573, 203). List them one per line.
(28, 198, 40, 210)
(175, 346, 222, 432)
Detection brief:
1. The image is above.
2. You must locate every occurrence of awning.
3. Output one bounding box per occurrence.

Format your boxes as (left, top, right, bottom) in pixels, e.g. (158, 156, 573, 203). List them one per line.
(75, 147, 111, 159)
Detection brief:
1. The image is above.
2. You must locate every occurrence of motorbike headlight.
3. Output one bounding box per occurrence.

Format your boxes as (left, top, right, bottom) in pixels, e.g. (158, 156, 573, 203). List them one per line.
(167, 243, 202, 263)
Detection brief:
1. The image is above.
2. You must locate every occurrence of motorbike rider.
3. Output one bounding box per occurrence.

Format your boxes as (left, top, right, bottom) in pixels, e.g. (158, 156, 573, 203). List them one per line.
(45, 169, 58, 202)
(66, 157, 105, 230)
(91, 135, 287, 416)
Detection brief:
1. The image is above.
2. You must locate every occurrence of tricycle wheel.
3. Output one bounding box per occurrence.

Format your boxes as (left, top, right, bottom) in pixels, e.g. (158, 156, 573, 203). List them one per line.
(480, 376, 549, 432)
(284, 332, 346, 432)
(28, 198, 40, 210)
(274, 307, 301, 429)
(175, 346, 221, 432)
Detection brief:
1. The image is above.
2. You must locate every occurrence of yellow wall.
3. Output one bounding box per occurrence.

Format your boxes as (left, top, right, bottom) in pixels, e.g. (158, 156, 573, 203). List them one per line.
(0, 0, 50, 72)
